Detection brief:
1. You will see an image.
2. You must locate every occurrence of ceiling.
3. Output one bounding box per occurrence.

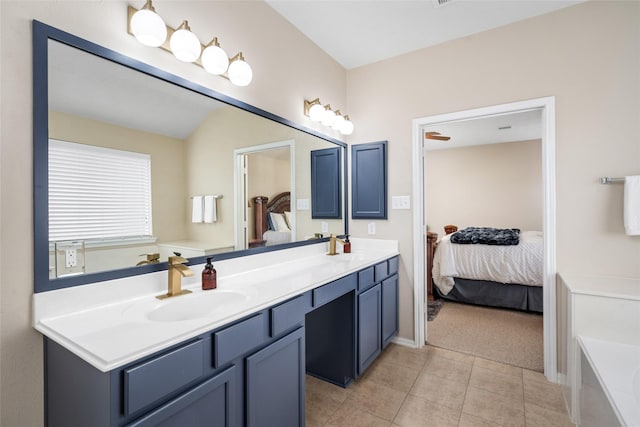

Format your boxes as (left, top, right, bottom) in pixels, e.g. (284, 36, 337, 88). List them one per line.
(265, 0, 585, 69)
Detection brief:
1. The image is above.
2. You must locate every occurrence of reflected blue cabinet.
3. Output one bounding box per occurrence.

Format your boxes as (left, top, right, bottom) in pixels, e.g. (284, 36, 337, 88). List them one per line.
(351, 141, 387, 219)
(311, 147, 342, 219)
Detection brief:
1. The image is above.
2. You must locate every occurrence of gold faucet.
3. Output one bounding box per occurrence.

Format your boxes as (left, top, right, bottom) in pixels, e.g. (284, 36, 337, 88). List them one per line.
(327, 234, 346, 256)
(157, 253, 194, 299)
(136, 253, 160, 266)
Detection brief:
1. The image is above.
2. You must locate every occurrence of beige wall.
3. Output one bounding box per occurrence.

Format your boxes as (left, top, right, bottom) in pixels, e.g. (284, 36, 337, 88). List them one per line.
(347, 1, 640, 341)
(426, 140, 542, 236)
(0, 1, 345, 425)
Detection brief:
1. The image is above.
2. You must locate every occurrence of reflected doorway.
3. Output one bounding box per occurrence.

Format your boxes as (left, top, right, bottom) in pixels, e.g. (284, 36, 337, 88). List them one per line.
(234, 141, 295, 250)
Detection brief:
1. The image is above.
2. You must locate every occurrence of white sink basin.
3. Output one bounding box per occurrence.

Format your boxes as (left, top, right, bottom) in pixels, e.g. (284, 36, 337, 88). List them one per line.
(145, 290, 248, 322)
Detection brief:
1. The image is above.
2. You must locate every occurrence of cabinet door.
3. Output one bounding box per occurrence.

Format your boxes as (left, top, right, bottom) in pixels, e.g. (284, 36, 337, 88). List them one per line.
(382, 274, 398, 349)
(358, 284, 382, 375)
(311, 147, 342, 219)
(351, 141, 387, 219)
(246, 327, 305, 427)
(126, 365, 236, 427)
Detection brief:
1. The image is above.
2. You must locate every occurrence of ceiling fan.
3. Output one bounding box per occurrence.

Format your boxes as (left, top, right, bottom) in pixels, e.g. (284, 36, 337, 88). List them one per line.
(424, 131, 451, 141)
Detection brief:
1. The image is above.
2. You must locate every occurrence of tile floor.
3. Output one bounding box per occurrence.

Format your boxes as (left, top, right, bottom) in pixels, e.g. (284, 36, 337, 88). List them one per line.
(305, 344, 574, 427)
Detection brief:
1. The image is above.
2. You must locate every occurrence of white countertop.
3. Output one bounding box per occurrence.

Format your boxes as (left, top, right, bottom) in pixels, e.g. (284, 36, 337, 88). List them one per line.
(578, 336, 640, 427)
(34, 238, 399, 372)
(560, 274, 640, 301)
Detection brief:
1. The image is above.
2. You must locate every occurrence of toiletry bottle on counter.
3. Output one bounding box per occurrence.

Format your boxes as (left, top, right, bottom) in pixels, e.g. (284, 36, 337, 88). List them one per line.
(343, 235, 351, 253)
(202, 257, 217, 290)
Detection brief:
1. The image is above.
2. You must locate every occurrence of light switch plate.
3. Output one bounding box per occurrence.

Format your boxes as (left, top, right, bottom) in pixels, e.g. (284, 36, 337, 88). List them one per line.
(391, 195, 411, 210)
(297, 198, 310, 210)
(321, 222, 329, 233)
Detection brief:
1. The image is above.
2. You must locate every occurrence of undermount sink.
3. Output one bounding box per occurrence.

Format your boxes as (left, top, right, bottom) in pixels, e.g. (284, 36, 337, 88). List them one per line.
(146, 290, 248, 322)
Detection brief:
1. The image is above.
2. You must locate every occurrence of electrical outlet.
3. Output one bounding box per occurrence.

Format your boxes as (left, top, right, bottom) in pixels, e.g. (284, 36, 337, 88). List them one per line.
(368, 222, 376, 235)
(321, 222, 329, 233)
(65, 249, 77, 268)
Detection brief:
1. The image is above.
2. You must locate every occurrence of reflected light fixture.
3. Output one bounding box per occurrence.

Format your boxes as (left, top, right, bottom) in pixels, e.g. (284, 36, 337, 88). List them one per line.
(130, 0, 167, 47)
(304, 98, 325, 122)
(321, 105, 336, 126)
(170, 20, 201, 62)
(227, 53, 253, 87)
(127, 3, 252, 86)
(304, 99, 354, 135)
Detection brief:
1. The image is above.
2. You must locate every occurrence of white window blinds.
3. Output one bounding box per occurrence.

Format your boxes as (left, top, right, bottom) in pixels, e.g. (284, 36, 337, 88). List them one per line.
(48, 139, 152, 242)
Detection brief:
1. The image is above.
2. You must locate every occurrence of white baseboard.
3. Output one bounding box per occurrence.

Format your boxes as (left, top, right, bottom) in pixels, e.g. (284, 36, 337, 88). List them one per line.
(391, 336, 417, 348)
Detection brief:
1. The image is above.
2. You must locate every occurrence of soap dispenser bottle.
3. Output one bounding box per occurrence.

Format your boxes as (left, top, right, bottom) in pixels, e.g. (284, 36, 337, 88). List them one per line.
(202, 257, 217, 290)
(343, 235, 351, 253)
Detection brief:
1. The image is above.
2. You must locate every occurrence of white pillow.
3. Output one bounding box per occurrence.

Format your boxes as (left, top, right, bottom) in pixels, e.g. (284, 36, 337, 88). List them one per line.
(269, 212, 290, 232)
(284, 211, 293, 229)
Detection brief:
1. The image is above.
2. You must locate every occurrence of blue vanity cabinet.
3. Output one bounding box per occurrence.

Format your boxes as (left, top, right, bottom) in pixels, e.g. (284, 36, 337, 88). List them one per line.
(382, 274, 399, 349)
(246, 327, 306, 427)
(356, 256, 399, 376)
(357, 283, 382, 374)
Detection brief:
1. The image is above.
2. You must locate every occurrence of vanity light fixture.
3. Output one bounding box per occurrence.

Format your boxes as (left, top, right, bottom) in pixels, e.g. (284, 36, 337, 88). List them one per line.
(303, 99, 354, 135)
(201, 37, 229, 75)
(170, 20, 201, 62)
(127, 2, 253, 86)
(130, 0, 167, 47)
(227, 53, 253, 87)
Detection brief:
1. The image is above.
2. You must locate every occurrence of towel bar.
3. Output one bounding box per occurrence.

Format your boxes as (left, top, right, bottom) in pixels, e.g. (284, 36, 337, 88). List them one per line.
(600, 177, 624, 184)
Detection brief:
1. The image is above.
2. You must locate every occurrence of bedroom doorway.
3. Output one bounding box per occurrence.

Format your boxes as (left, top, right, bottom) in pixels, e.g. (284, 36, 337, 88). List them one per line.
(233, 140, 295, 251)
(412, 97, 557, 381)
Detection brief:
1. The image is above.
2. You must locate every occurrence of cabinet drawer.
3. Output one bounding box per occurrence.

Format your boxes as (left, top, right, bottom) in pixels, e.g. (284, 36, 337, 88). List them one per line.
(374, 261, 389, 282)
(214, 313, 266, 368)
(270, 293, 311, 337)
(358, 267, 375, 292)
(124, 339, 205, 416)
(388, 256, 399, 276)
(313, 274, 356, 308)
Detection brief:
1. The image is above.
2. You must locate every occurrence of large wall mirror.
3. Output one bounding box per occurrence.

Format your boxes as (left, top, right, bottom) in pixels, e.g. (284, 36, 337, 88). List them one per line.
(33, 21, 347, 293)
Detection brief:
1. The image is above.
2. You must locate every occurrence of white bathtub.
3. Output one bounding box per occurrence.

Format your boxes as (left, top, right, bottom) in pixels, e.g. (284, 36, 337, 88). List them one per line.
(578, 336, 640, 427)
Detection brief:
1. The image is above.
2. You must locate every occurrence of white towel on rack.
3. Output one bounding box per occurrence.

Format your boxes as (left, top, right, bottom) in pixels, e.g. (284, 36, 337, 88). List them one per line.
(204, 195, 217, 223)
(624, 176, 640, 235)
(192, 196, 203, 223)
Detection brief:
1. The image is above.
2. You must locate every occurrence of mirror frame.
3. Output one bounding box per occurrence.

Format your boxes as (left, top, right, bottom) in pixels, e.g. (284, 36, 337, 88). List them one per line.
(33, 20, 348, 293)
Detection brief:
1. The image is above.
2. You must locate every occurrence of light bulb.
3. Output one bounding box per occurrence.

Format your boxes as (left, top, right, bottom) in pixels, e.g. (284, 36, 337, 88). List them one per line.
(170, 21, 201, 62)
(201, 39, 229, 75)
(321, 105, 336, 127)
(308, 103, 325, 122)
(130, 1, 167, 47)
(228, 53, 253, 86)
(340, 117, 354, 135)
(332, 111, 345, 131)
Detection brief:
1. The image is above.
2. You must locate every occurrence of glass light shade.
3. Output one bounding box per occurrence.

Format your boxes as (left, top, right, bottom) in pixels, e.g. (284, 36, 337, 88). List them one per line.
(201, 45, 229, 75)
(308, 103, 325, 122)
(131, 9, 167, 47)
(331, 114, 345, 131)
(228, 58, 253, 86)
(170, 26, 201, 62)
(340, 119, 354, 135)
(321, 107, 336, 126)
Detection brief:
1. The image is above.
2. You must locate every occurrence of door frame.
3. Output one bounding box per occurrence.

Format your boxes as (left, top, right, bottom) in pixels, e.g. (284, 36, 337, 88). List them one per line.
(411, 97, 557, 382)
(233, 140, 295, 250)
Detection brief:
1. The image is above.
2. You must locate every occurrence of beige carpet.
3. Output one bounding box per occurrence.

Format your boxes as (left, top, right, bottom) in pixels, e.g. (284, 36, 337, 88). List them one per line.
(426, 301, 544, 372)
